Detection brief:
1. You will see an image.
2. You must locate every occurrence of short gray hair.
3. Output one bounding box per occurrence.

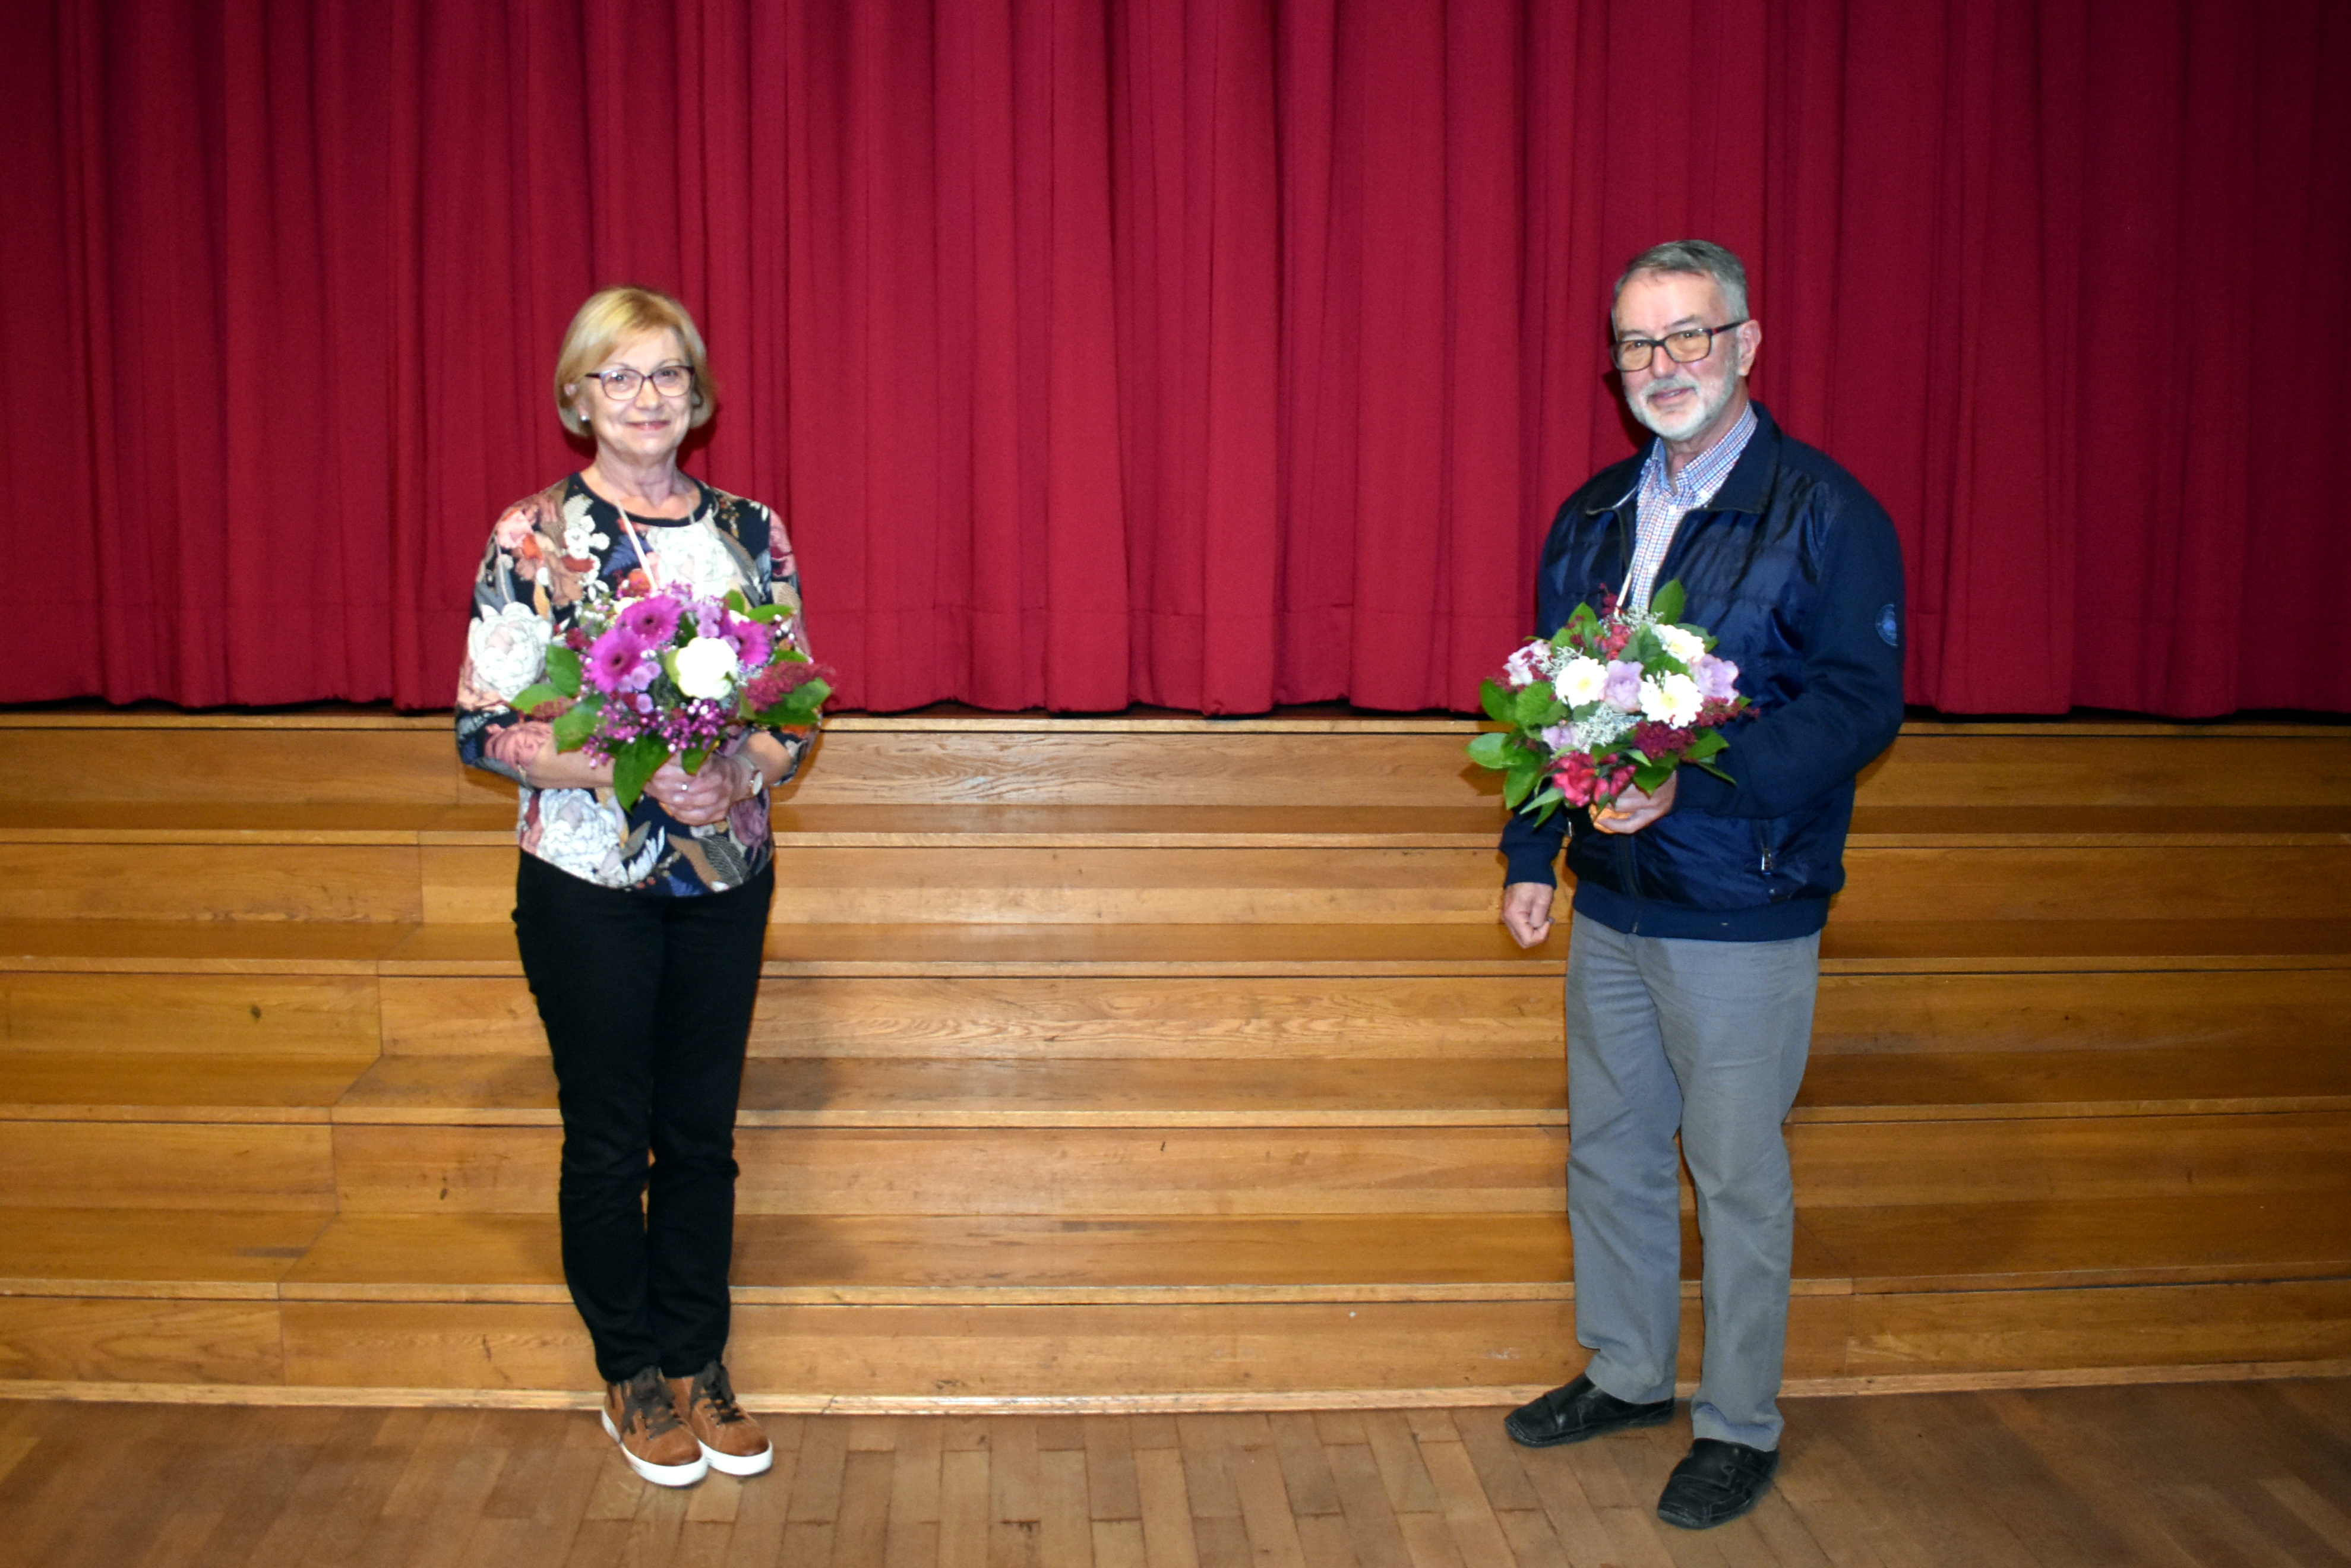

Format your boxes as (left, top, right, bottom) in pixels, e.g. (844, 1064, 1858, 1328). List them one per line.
(1613, 239, 1749, 321)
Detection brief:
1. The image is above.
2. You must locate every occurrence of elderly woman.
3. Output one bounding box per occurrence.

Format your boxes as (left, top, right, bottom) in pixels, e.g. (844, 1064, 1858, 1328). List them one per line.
(454, 286, 810, 1487)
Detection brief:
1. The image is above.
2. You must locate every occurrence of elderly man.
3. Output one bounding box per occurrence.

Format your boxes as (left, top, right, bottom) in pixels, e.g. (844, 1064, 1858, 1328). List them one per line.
(1497, 240, 1904, 1529)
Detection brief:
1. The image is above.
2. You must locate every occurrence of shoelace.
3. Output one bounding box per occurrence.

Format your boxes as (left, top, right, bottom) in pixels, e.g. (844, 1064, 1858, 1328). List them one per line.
(622, 1369, 687, 1437)
(691, 1364, 750, 1427)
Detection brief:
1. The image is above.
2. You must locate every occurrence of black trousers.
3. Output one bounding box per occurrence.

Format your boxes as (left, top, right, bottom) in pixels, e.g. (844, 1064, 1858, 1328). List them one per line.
(512, 852, 773, 1383)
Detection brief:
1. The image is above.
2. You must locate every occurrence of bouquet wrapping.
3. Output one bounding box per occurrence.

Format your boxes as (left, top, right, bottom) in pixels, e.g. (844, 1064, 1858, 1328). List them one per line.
(1468, 580, 1748, 824)
(508, 580, 831, 808)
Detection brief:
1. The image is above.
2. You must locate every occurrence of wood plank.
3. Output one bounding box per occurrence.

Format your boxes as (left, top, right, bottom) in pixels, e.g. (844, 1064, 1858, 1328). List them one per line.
(1810, 969, 2351, 1056)
(337, 1054, 1566, 1127)
(0, 973, 383, 1054)
(328, 1124, 1569, 1216)
(0, 726, 468, 805)
(382, 974, 1566, 1060)
(775, 732, 1499, 808)
(0, 1207, 331, 1297)
(1793, 1043, 2351, 1121)
(277, 1299, 1590, 1394)
(336, 1044, 2351, 1128)
(769, 804, 1505, 847)
(327, 1111, 2351, 1218)
(0, 920, 410, 973)
(1799, 1193, 2351, 1293)
(422, 844, 1520, 926)
(0, 1297, 285, 1383)
(1854, 734, 2351, 809)
(1846, 1279, 2351, 1376)
(280, 1212, 1817, 1307)
(1786, 1111, 2351, 1208)
(1832, 846, 2351, 923)
(0, 1122, 337, 1208)
(0, 1051, 374, 1121)
(372, 918, 2351, 980)
(0, 844, 422, 922)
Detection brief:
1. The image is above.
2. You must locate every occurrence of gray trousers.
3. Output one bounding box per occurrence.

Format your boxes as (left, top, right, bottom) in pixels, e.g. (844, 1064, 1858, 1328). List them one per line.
(1563, 913, 1819, 1450)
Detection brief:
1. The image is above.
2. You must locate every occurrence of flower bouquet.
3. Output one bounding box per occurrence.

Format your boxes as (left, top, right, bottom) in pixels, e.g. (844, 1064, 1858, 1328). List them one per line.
(507, 581, 832, 808)
(1468, 580, 1748, 824)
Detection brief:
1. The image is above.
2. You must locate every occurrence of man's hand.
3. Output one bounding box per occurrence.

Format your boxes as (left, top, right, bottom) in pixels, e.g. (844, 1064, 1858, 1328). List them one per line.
(1502, 881, 1556, 947)
(1592, 770, 1677, 834)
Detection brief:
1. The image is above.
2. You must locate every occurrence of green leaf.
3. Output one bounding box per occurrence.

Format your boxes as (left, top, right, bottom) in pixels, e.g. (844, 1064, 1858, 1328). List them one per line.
(1511, 684, 1558, 729)
(1566, 602, 1601, 637)
(680, 746, 709, 776)
(610, 736, 671, 810)
(1522, 783, 1564, 814)
(747, 602, 787, 623)
(1649, 579, 1685, 624)
(1685, 729, 1727, 762)
(724, 588, 751, 616)
(507, 682, 563, 715)
(1631, 756, 1677, 793)
(1480, 679, 1515, 724)
(1689, 755, 1736, 782)
(1628, 625, 1665, 668)
(1528, 798, 1560, 827)
(549, 695, 605, 751)
(1466, 732, 1513, 769)
(1503, 757, 1543, 808)
(543, 644, 582, 698)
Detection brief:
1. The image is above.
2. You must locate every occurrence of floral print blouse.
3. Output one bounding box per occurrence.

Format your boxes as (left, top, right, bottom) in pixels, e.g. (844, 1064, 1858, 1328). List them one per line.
(456, 473, 812, 896)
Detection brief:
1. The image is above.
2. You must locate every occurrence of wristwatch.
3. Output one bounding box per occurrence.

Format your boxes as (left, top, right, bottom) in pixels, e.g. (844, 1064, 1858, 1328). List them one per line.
(738, 756, 767, 801)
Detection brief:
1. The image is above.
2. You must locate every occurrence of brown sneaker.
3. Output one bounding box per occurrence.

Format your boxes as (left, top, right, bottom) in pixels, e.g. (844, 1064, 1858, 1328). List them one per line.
(601, 1367, 709, 1487)
(666, 1360, 773, 1476)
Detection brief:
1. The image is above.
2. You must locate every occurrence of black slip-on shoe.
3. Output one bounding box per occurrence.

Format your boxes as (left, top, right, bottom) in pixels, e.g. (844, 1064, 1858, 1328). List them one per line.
(1655, 1437, 1779, 1528)
(1503, 1374, 1674, 1448)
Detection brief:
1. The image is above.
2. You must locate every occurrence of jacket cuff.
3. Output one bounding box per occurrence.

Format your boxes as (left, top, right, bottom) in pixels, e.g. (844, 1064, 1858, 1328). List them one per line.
(1502, 840, 1562, 887)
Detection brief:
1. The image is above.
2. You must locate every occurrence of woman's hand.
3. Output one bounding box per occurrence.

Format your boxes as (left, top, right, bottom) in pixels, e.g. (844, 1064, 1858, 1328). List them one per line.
(649, 754, 745, 826)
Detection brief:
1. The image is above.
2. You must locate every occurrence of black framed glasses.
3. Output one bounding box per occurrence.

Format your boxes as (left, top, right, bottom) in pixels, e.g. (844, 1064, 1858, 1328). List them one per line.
(1611, 321, 1747, 373)
(587, 363, 696, 400)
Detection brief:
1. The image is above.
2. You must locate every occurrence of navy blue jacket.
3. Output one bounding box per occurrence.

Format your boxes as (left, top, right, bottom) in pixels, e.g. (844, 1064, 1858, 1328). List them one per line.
(1500, 402, 1906, 941)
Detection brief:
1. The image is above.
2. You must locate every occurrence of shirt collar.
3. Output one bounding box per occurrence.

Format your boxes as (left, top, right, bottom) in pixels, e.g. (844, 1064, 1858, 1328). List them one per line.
(1638, 400, 1758, 507)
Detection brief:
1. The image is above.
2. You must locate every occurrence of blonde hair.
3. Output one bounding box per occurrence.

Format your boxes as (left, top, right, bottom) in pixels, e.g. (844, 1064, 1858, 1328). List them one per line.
(553, 286, 715, 436)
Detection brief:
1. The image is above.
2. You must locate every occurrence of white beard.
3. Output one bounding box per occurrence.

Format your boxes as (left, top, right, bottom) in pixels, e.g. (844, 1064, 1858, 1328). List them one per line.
(1630, 373, 1736, 442)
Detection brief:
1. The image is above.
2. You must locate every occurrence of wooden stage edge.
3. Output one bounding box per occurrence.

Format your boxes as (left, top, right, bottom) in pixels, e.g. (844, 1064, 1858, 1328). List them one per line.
(5, 1357, 2349, 1414)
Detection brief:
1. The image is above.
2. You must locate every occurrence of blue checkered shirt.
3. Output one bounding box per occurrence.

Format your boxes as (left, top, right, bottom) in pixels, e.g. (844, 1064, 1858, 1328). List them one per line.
(1623, 402, 1758, 612)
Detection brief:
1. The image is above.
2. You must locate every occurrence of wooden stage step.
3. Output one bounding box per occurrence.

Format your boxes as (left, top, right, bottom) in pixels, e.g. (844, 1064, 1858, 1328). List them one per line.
(0, 712, 2344, 1403)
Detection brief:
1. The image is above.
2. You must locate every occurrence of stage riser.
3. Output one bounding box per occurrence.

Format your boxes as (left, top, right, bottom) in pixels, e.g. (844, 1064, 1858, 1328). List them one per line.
(5, 840, 2345, 925)
(1, 715, 2343, 1404)
(5, 971, 2345, 1064)
(10, 1115, 2334, 1219)
(6, 1284, 2347, 1395)
(10, 726, 2349, 810)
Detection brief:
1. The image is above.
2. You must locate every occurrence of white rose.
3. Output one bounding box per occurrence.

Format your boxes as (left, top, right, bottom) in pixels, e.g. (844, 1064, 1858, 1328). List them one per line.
(1552, 656, 1609, 707)
(1638, 672, 1702, 728)
(466, 602, 551, 700)
(671, 636, 741, 699)
(1655, 624, 1705, 666)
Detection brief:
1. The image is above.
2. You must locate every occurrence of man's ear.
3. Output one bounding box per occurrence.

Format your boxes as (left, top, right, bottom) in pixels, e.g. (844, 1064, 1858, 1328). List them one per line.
(1734, 319, 1762, 377)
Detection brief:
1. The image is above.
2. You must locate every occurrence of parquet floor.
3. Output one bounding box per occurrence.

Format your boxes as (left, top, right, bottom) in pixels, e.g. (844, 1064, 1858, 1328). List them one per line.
(2, 1379, 2348, 1566)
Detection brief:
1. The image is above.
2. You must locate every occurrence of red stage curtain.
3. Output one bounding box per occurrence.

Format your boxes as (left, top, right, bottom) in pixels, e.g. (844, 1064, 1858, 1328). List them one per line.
(6, 0, 2346, 715)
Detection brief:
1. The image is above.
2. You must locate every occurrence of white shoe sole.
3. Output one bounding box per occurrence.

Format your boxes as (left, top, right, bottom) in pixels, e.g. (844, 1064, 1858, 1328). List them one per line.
(602, 1409, 710, 1487)
(701, 1439, 773, 1477)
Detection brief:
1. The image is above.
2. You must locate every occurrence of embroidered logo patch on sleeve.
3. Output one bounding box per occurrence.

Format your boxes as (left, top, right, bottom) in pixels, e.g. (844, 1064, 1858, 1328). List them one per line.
(1876, 604, 1900, 647)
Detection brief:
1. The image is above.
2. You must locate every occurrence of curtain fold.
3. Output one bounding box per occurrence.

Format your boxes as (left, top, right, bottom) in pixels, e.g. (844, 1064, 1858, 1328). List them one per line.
(7, 0, 2346, 715)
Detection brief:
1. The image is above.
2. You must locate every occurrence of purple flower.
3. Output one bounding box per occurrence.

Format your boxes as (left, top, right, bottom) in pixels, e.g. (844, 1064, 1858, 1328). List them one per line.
(1602, 659, 1644, 713)
(1692, 652, 1741, 701)
(618, 595, 683, 646)
(584, 628, 650, 694)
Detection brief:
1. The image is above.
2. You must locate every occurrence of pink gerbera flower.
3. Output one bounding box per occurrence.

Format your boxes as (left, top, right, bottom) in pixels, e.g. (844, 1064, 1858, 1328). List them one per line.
(585, 628, 652, 694)
(618, 595, 684, 646)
